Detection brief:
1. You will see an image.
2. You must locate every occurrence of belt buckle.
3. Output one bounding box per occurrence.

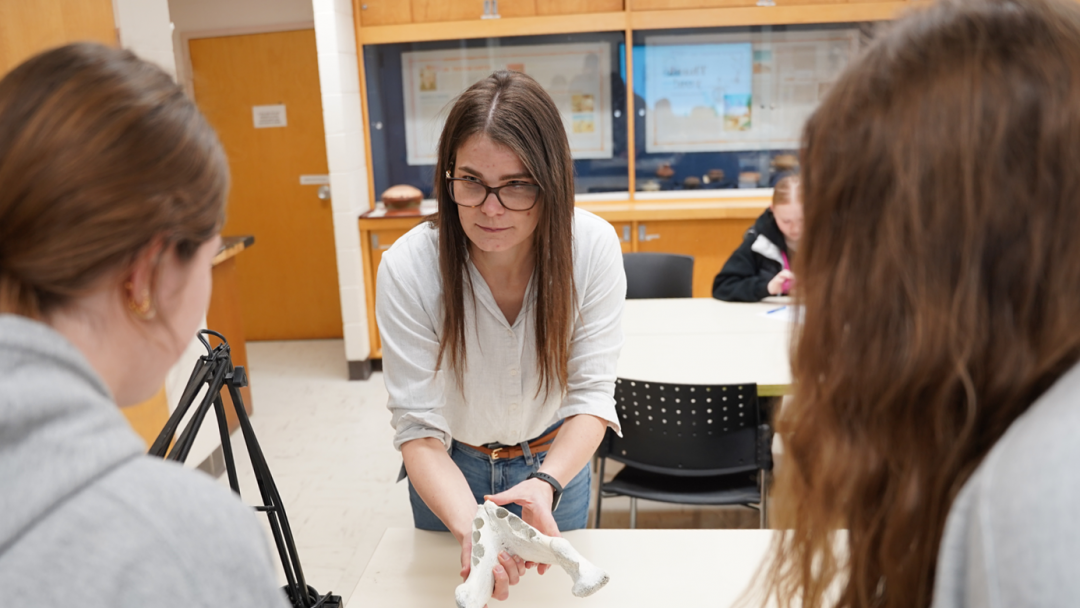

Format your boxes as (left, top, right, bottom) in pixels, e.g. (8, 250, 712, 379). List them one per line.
(490, 446, 504, 461)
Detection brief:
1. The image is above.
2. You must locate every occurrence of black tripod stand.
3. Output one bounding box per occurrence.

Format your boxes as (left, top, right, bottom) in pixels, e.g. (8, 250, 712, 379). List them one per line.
(149, 330, 341, 608)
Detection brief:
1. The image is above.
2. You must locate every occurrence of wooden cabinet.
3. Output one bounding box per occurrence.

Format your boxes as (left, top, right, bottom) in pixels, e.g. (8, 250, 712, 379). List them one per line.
(359, 222, 417, 358)
(0, 0, 117, 78)
(357, 0, 625, 27)
(359, 200, 764, 359)
(633, 0, 883, 8)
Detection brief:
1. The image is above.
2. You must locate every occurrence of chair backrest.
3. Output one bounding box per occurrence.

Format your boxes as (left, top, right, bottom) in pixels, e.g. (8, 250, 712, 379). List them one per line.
(623, 253, 694, 299)
(601, 378, 764, 476)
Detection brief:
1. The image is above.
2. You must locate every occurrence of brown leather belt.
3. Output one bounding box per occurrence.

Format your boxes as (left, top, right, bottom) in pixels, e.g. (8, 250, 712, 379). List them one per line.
(463, 427, 561, 461)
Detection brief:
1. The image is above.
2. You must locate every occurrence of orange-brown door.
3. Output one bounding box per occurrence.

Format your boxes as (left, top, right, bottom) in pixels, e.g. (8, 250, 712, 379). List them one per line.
(190, 29, 342, 340)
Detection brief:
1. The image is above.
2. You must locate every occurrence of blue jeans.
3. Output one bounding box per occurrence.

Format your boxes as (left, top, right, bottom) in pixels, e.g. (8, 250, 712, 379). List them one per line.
(406, 435, 592, 532)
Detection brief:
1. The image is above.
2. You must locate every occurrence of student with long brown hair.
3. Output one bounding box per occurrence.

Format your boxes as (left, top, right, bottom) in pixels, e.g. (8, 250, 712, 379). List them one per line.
(764, 0, 1080, 606)
(376, 71, 625, 597)
(0, 44, 285, 606)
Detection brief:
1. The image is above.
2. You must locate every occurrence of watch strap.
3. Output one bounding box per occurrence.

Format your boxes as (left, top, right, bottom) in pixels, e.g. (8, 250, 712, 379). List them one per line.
(527, 471, 564, 512)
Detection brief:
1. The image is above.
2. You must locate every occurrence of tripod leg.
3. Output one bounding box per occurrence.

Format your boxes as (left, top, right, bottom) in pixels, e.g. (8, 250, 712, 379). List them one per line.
(148, 358, 212, 458)
(213, 392, 241, 494)
(226, 381, 311, 607)
(169, 359, 228, 463)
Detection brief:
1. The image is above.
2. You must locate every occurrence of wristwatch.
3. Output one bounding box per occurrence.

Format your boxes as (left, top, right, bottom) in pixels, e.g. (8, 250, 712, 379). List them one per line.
(527, 471, 564, 512)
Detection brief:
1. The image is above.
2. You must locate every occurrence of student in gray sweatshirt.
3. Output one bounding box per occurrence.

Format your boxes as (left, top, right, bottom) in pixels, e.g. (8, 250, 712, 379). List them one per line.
(0, 44, 286, 607)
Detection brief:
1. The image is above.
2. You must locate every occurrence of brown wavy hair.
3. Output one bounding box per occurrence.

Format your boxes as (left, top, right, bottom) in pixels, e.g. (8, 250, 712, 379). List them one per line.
(0, 43, 228, 319)
(432, 71, 576, 397)
(765, 0, 1080, 606)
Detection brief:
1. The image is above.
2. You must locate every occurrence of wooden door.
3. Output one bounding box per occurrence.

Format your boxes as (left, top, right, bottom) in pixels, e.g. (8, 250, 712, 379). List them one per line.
(190, 30, 342, 340)
(635, 219, 754, 297)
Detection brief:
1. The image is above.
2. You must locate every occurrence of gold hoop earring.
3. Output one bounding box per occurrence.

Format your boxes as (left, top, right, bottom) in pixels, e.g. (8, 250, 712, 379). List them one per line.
(125, 281, 156, 320)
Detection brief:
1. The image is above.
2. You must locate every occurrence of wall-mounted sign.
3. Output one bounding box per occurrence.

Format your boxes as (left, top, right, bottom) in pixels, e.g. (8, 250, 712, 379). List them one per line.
(299, 174, 330, 185)
(253, 104, 287, 129)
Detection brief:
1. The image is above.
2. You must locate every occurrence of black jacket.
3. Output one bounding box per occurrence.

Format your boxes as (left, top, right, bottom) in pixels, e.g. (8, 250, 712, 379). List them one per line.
(712, 209, 791, 302)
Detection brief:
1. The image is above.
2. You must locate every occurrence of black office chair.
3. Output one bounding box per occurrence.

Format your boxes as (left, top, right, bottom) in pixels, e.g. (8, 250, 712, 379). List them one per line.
(594, 378, 772, 529)
(623, 253, 694, 299)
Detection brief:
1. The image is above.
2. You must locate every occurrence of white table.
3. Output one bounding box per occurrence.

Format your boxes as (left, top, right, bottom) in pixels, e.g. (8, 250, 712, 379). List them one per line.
(348, 528, 779, 607)
(618, 298, 794, 396)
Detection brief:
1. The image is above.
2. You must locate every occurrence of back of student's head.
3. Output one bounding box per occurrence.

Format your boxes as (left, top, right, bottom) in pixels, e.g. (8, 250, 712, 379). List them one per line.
(767, 0, 1080, 606)
(771, 173, 800, 206)
(0, 43, 228, 319)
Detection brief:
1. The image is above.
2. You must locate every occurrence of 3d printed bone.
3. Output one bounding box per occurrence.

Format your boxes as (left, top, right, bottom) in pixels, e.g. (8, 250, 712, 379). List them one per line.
(455, 501, 610, 608)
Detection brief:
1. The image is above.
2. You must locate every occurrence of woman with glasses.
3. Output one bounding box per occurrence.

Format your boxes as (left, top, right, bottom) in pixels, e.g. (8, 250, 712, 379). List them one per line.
(376, 70, 625, 599)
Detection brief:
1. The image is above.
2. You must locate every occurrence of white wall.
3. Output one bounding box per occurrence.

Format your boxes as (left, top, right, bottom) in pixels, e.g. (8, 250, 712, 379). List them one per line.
(114, 0, 177, 78)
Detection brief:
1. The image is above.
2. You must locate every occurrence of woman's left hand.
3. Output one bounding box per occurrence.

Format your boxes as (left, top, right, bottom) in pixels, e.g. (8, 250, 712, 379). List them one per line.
(486, 478, 560, 574)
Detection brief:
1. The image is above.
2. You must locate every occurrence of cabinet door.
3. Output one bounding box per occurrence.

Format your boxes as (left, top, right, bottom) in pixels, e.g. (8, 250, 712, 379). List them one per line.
(633, 0, 880, 7)
(356, 0, 412, 26)
(610, 222, 634, 254)
(411, 0, 536, 22)
(635, 219, 754, 297)
(537, 0, 624, 14)
(364, 228, 413, 358)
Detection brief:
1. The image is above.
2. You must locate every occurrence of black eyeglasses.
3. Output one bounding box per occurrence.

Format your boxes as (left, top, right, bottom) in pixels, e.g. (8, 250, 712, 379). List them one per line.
(445, 170, 541, 211)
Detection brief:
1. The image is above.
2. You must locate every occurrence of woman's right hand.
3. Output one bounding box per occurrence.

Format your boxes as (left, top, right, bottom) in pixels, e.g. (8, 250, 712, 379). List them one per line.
(768, 269, 795, 295)
(459, 536, 527, 603)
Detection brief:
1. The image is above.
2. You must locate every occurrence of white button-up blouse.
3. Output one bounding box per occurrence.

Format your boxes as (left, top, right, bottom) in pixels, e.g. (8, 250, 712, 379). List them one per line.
(377, 208, 626, 450)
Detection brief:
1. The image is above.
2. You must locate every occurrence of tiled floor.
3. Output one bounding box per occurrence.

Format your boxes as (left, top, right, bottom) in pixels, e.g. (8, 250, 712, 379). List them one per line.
(225, 339, 759, 607)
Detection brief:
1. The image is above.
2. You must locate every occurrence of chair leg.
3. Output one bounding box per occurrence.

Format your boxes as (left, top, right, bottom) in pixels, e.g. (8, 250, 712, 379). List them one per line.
(629, 497, 638, 529)
(759, 469, 769, 529)
(594, 457, 607, 529)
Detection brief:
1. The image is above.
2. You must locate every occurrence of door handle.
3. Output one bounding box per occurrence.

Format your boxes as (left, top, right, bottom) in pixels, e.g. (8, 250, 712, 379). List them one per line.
(317, 185, 331, 200)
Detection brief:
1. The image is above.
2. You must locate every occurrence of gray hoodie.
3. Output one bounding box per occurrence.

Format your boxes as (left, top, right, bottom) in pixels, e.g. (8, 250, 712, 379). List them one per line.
(933, 361, 1080, 607)
(0, 314, 288, 607)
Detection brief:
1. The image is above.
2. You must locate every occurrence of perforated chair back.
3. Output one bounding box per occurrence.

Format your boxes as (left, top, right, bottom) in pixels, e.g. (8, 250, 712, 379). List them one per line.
(603, 378, 763, 476)
(623, 253, 694, 299)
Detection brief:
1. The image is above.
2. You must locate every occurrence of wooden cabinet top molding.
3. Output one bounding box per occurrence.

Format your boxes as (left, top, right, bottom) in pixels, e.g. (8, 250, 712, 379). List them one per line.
(357, 12, 629, 45)
(629, 2, 910, 30)
(357, 197, 769, 230)
(355, 2, 910, 45)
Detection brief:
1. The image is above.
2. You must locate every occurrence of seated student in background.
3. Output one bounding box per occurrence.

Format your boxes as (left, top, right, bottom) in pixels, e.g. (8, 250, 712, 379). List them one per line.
(711, 174, 802, 301)
(0, 44, 286, 606)
(761, 0, 1080, 607)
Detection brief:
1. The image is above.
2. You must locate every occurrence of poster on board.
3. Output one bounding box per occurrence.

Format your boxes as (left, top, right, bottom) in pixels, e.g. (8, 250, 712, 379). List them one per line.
(402, 43, 613, 166)
(644, 29, 860, 153)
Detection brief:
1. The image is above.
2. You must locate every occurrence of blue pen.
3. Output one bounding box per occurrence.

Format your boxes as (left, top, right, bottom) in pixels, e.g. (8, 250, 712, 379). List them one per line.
(766, 306, 787, 315)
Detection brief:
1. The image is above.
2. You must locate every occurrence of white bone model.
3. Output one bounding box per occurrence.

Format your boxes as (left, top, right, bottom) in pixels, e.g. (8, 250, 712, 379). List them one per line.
(455, 501, 610, 608)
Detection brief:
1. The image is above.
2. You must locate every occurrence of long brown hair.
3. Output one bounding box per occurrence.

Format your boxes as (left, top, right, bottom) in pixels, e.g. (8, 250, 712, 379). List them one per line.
(432, 71, 576, 397)
(0, 43, 228, 319)
(766, 1, 1080, 606)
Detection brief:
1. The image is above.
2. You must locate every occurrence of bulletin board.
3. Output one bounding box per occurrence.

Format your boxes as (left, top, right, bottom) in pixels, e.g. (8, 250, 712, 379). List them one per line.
(401, 42, 614, 165)
(643, 28, 861, 153)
